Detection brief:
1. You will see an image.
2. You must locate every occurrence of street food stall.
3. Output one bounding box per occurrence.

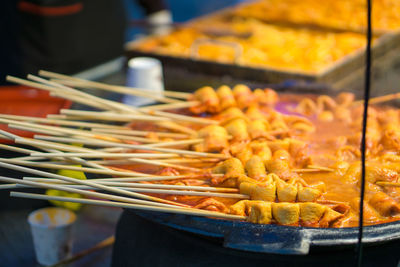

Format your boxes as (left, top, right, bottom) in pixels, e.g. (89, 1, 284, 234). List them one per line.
(0, 0, 400, 266)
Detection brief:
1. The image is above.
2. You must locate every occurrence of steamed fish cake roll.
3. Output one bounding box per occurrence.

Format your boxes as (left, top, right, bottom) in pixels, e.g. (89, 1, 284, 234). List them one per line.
(190, 86, 220, 114)
(216, 85, 236, 110)
(272, 203, 300, 225)
(245, 155, 267, 180)
(193, 125, 228, 152)
(248, 119, 271, 140)
(319, 207, 345, 228)
(233, 84, 255, 109)
(275, 176, 298, 202)
(250, 140, 272, 162)
(369, 192, 400, 217)
(300, 203, 326, 226)
(218, 107, 245, 123)
(213, 158, 245, 178)
(246, 105, 265, 121)
(224, 118, 249, 141)
(297, 184, 322, 202)
(247, 202, 272, 224)
(229, 200, 265, 216)
(239, 181, 276, 202)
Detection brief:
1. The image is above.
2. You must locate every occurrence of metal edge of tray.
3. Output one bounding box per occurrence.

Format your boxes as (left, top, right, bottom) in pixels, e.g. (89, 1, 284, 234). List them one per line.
(130, 210, 400, 255)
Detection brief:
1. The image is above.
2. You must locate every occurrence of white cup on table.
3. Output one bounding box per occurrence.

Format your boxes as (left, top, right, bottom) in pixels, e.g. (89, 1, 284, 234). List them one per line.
(28, 207, 76, 266)
(123, 57, 164, 106)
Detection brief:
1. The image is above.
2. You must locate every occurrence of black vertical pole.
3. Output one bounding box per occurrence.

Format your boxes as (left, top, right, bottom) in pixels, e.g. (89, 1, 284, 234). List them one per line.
(356, 0, 372, 266)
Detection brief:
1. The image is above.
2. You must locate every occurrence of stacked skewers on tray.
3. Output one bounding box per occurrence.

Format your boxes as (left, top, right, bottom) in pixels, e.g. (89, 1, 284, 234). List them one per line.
(1, 71, 400, 228)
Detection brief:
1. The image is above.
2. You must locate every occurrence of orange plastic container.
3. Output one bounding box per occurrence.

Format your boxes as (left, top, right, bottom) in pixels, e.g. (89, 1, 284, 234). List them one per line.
(0, 85, 72, 143)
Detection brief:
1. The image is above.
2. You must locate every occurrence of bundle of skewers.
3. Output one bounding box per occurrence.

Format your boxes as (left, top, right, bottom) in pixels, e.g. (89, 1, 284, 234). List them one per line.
(1, 71, 400, 227)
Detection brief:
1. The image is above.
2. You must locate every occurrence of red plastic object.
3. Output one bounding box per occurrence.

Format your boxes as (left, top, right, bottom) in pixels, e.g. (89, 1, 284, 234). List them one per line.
(0, 85, 72, 143)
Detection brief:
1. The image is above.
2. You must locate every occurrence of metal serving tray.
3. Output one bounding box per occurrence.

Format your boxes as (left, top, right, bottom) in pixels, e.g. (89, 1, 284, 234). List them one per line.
(126, 26, 400, 92)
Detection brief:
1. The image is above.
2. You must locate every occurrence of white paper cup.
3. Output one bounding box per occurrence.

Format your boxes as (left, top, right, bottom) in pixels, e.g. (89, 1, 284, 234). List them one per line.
(123, 57, 164, 106)
(28, 207, 76, 266)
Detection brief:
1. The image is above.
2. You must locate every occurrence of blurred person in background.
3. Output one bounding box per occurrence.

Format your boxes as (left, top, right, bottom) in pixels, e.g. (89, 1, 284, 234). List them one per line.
(0, 0, 172, 84)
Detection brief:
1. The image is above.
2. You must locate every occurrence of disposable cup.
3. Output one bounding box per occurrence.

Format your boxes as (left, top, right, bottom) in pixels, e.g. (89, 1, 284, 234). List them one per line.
(28, 207, 76, 266)
(123, 57, 164, 106)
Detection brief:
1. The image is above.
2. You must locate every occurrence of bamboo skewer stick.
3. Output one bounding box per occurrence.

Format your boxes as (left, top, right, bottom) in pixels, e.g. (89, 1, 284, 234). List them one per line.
(33, 75, 210, 125)
(11, 191, 246, 220)
(22, 178, 238, 192)
(25, 173, 224, 183)
(352, 92, 400, 106)
(0, 163, 186, 207)
(0, 176, 183, 208)
(376, 181, 400, 187)
(0, 114, 129, 130)
(40, 70, 191, 100)
(90, 128, 189, 139)
(139, 101, 198, 111)
(29, 152, 180, 159)
(307, 165, 335, 172)
(88, 158, 219, 165)
(0, 158, 150, 177)
(60, 109, 171, 122)
(46, 77, 183, 104)
(122, 158, 203, 173)
(157, 121, 197, 135)
(0, 184, 17, 189)
(145, 138, 202, 148)
(2, 118, 161, 144)
(28, 74, 140, 114)
(16, 184, 247, 198)
(32, 132, 227, 159)
(51, 236, 115, 267)
(6, 76, 124, 113)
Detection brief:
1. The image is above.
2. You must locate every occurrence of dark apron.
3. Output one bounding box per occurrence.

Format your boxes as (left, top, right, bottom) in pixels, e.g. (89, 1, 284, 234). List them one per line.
(17, 0, 126, 75)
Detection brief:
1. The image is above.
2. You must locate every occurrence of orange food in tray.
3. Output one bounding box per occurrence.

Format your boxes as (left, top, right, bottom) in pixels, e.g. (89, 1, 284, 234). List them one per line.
(124, 85, 400, 228)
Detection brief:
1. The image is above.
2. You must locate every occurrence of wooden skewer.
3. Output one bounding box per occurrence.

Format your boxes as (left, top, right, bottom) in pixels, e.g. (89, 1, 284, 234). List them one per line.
(0, 114, 128, 130)
(40, 70, 191, 100)
(16, 184, 247, 198)
(4, 118, 160, 144)
(376, 181, 400, 187)
(51, 236, 115, 267)
(9, 75, 198, 135)
(146, 138, 203, 148)
(120, 157, 203, 173)
(307, 165, 335, 172)
(29, 152, 180, 159)
(352, 92, 400, 106)
(90, 128, 189, 139)
(1, 130, 105, 170)
(28, 74, 140, 114)
(0, 184, 17, 189)
(60, 109, 170, 122)
(89, 158, 219, 165)
(156, 121, 197, 135)
(1, 176, 179, 209)
(25, 173, 223, 183)
(11, 191, 246, 220)
(32, 132, 227, 159)
(45, 76, 184, 104)
(139, 101, 198, 111)
(22, 178, 238, 192)
(0, 158, 151, 177)
(0, 163, 187, 207)
(6, 76, 125, 113)
(140, 108, 217, 125)
(316, 199, 349, 205)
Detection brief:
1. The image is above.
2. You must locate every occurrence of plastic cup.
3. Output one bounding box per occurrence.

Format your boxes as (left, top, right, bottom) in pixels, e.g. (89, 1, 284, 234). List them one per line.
(28, 207, 76, 266)
(123, 57, 164, 106)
